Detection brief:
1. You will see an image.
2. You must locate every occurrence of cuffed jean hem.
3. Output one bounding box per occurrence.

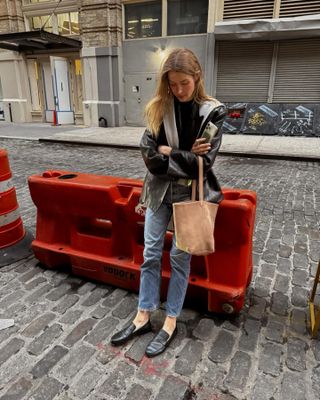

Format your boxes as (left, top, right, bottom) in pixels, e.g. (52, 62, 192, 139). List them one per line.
(139, 308, 180, 318)
(138, 306, 159, 313)
(166, 312, 179, 318)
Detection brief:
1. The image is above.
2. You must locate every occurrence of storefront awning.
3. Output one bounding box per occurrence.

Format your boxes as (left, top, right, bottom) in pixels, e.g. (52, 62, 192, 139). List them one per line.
(0, 30, 81, 53)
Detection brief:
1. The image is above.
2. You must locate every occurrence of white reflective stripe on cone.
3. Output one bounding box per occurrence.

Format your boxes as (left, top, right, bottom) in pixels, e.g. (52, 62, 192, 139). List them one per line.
(0, 208, 20, 227)
(0, 179, 13, 193)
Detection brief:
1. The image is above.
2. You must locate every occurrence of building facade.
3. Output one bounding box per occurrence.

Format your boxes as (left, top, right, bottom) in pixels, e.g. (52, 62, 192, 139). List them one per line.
(0, 0, 320, 135)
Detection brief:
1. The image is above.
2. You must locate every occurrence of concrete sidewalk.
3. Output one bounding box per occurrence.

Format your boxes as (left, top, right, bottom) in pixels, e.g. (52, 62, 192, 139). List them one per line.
(0, 122, 319, 161)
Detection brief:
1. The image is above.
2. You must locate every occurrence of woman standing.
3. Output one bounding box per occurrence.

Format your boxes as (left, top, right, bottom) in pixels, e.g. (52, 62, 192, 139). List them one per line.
(111, 48, 226, 357)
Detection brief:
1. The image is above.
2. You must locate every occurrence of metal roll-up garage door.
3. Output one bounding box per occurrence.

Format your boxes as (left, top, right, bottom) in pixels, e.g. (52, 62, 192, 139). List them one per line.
(215, 41, 274, 102)
(272, 39, 320, 103)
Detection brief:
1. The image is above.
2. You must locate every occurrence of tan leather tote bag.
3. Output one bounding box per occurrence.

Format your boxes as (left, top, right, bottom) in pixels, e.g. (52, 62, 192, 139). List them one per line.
(173, 156, 219, 256)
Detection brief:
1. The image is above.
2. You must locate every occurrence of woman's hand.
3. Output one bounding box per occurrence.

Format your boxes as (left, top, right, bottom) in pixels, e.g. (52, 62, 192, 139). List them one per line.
(158, 145, 172, 156)
(191, 138, 211, 155)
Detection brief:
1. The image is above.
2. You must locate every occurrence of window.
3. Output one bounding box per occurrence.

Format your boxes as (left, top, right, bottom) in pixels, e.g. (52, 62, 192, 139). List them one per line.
(29, 15, 53, 32)
(125, 1, 162, 39)
(28, 12, 79, 36)
(70, 12, 79, 35)
(57, 12, 79, 35)
(167, 0, 208, 36)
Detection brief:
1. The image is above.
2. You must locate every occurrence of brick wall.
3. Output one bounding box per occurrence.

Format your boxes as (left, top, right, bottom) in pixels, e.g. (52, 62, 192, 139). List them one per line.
(0, 0, 24, 33)
(80, 0, 122, 47)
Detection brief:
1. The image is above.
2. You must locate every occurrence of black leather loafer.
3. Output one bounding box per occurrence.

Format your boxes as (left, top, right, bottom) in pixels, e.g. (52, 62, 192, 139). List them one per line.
(110, 320, 152, 346)
(145, 327, 178, 357)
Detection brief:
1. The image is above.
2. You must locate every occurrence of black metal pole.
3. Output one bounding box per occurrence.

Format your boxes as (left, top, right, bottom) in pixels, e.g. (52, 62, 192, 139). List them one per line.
(8, 103, 12, 122)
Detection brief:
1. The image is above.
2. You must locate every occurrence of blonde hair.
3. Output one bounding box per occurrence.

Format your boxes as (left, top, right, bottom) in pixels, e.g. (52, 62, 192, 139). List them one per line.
(145, 48, 218, 136)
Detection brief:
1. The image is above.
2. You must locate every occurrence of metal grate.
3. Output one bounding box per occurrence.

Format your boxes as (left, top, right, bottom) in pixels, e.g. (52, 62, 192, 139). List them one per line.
(223, 0, 275, 20)
(215, 41, 274, 102)
(279, 0, 320, 18)
(272, 39, 320, 102)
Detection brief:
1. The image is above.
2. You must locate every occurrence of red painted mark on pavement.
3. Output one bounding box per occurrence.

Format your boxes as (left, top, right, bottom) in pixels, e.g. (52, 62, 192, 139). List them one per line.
(96, 344, 223, 399)
(140, 356, 170, 377)
(96, 342, 105, 351)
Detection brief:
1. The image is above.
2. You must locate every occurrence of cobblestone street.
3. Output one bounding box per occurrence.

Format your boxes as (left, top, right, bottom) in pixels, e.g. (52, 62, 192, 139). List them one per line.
(0, 138, 320, 400)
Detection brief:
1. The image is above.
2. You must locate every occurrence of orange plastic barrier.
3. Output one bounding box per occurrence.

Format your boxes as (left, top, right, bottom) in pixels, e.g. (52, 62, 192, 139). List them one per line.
(0, 149, 25, 248)
(28, 170, 257, 314)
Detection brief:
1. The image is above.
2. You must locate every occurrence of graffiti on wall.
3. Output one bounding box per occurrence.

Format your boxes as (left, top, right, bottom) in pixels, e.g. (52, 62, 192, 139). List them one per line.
(242, 104, 279, 135)
(278, 105, 314, 136)
(222, 103, 320, 136)
(221, 103, 246, 134)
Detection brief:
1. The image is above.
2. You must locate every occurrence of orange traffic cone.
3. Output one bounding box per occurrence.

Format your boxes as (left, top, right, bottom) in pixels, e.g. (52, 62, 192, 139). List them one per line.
(0, 148, 33, 267)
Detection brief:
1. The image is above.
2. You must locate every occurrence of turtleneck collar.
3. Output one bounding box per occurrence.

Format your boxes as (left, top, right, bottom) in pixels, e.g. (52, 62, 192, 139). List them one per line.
(174, 96, 194, 108)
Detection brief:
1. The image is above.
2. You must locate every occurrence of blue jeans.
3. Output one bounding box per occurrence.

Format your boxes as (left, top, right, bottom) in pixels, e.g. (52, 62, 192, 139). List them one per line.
(138, 202, 192, 317)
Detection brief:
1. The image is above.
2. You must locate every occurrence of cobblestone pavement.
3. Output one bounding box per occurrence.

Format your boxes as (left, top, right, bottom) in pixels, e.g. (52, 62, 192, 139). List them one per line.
(0, 138, 320, 400)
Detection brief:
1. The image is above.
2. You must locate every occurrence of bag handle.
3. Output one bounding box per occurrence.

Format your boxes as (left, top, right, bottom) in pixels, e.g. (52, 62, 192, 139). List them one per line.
(191, 156, 203, 201)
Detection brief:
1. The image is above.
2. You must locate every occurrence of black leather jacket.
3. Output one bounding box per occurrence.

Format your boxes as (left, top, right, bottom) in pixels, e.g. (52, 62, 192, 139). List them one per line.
(139, 102, 227, 212)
